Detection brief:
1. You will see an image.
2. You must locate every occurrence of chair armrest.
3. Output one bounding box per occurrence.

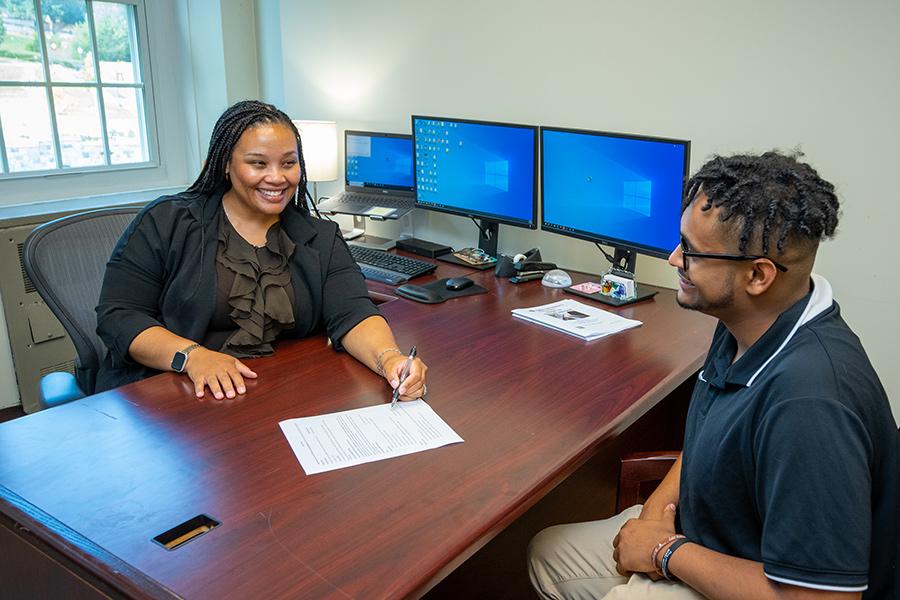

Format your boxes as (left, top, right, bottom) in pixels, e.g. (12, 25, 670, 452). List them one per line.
(39, 372, 86, 409)
(616, 451, 680, 513)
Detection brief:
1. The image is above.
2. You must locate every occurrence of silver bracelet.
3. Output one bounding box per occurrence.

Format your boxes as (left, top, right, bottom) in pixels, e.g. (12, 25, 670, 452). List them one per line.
(375, 347, 402, 375)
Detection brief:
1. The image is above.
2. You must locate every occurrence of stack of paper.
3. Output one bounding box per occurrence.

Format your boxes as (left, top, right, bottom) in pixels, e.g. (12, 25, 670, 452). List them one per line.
(511, 299, 642, 341)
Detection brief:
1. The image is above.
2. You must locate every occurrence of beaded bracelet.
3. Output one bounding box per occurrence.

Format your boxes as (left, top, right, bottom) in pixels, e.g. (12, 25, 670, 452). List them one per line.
(651, 534, 684, 573)
(660, 537, 691, 581)
(375, 347, 402, 375)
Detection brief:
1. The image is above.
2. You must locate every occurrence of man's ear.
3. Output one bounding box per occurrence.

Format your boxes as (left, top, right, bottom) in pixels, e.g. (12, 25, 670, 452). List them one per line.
(745, 259, 779, 297)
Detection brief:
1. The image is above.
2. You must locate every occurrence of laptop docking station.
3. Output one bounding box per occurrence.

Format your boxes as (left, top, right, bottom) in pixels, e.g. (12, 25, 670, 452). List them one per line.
(396, 238, 453, 258)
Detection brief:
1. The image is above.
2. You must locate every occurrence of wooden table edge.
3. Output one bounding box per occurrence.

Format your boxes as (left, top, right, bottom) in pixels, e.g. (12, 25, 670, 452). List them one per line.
(0, 484, 180, 600)
(405, 354, 706, 598)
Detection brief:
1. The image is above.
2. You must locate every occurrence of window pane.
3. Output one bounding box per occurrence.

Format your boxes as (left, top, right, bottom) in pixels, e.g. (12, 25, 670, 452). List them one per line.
(103, 86, 146, 164)
(93, 1, 138, 84)
(0, 86, 56, 171)
(53, 85, 104, 167)
(0, 0, 46, 81)
(41, 0, 95, 83)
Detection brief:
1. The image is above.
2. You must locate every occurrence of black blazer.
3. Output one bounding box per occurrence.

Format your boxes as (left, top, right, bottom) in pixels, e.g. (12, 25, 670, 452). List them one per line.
(95, 189, 380, 392)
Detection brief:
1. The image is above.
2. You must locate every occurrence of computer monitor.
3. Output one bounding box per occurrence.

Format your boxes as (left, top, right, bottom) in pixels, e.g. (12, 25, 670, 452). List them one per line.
(345, 130, 414, 192)
(541, 126, 690, 303)
(412, 115, 537, 260)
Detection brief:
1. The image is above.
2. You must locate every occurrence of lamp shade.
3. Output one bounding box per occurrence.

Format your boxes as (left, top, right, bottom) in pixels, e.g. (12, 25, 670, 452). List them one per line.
(292, 120, 338, 182)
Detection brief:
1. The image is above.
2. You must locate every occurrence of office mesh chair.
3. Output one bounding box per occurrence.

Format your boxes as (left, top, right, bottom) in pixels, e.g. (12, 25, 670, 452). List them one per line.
(22, 207, 140, 409)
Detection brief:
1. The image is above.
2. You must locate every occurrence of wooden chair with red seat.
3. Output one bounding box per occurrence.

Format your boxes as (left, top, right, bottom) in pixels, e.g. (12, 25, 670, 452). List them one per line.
(615, 451, 680, 513)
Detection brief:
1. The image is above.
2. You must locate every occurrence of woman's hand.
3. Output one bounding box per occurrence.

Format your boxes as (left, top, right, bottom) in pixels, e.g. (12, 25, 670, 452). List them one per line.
(184, 347, 258, 400)
(338, 316, 428, 401)
(381, 353, 428, 401)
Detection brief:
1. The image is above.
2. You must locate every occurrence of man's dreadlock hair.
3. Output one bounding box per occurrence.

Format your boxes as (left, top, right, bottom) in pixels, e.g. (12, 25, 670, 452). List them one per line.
(684, 151, 840, 257)
(186, 100, 308, 214)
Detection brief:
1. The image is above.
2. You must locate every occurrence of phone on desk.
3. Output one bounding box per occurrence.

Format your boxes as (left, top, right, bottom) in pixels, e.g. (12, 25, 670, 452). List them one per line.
(509, 272, 546, 283)
(516, 261, 556, 272)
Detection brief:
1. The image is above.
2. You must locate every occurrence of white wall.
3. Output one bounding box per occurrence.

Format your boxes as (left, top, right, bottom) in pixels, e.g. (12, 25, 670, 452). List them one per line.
(262, 0, 900, 422)
(221, 0, 260, 104)
(188, 0, 261, 149)
(254, 0, 284, 107)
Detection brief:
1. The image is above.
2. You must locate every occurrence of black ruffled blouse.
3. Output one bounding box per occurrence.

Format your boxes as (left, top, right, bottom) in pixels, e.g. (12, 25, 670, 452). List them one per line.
(203, 211, 296, 357)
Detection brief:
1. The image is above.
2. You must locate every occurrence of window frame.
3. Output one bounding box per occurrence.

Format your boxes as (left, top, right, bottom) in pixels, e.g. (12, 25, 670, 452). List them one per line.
(0, 0, 160, 179)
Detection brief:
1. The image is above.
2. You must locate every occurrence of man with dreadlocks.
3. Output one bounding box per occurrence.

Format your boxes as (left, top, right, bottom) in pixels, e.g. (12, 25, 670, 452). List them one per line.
(96, 100, 427, 401)
(528, 151, 897, 600)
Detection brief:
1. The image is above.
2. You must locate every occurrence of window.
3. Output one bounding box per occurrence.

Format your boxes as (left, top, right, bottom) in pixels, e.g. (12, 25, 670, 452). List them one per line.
(0, 0, 154, 177)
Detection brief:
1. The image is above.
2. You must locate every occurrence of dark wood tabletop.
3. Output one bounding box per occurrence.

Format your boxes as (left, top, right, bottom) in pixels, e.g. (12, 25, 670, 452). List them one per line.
(0, 260, 715, 599)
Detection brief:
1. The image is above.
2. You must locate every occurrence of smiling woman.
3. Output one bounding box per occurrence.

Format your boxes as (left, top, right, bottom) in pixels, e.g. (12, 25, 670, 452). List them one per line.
(95, 100, 428, 404)
(223, 123, 302, 235)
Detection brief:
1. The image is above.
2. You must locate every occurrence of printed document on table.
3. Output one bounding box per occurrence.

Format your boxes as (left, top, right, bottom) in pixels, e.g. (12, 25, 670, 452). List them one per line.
(279, 400, 464, 475)
(511, 298, 642, 341)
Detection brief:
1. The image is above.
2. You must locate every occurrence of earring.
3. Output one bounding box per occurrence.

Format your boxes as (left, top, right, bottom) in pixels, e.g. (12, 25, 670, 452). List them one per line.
(294, 186, 299, 207)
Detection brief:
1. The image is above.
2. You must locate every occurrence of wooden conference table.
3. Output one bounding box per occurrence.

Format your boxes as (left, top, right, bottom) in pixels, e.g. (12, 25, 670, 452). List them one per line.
(0, 258, 715, 599)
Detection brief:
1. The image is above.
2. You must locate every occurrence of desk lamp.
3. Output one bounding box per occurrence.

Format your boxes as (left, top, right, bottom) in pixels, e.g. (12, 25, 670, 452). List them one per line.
(292, 120, 337, 206)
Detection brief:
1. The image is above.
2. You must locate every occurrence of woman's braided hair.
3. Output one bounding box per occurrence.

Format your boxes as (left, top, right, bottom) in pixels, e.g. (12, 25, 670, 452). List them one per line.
(684, 151, 840, 256)
(186, 100, 308, 214)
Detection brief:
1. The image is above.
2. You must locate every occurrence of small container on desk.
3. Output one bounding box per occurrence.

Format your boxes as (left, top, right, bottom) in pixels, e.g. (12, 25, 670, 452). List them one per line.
(565, 270, 658, 307)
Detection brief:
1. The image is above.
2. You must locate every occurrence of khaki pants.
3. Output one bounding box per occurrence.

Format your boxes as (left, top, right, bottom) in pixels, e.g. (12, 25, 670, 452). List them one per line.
(527, 506, 706, 600)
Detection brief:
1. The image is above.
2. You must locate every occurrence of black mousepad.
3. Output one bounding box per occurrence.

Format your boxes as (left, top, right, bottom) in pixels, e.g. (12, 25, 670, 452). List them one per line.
(396, 278, 488, 304)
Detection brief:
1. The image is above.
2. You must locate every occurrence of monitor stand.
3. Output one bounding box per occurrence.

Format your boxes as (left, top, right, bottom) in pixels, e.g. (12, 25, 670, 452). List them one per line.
(436, 219, 499, 270)
(343, 216, 395, 250)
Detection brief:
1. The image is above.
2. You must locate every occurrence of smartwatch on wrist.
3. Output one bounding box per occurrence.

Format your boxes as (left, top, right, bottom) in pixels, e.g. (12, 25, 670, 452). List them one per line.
(171, 343, 200, 373)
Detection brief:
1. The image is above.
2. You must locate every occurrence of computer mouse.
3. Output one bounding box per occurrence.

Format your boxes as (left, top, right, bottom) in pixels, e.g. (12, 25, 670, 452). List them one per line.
(396, 284, 445, 304)
(541, 269, 573, 288)
(445, 277, 474, 291)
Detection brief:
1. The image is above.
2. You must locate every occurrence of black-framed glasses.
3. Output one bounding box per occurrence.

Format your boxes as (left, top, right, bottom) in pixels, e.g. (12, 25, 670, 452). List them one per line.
(678, 241, 788, 273)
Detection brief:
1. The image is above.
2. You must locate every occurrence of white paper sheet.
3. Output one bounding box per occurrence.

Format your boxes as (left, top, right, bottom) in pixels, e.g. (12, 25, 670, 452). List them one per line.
(511, 299, 642, 341)
(279, 400, 464, 475)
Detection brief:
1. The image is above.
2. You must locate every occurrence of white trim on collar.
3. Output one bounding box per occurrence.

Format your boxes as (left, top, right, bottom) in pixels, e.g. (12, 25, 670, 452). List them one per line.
(745, 273, 834, 387)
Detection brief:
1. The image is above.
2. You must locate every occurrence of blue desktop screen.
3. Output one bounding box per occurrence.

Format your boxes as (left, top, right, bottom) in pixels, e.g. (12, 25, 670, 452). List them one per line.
(541, 129, 688, 257)
(413, 117, 536, 226)
(345, 133, 413, 190)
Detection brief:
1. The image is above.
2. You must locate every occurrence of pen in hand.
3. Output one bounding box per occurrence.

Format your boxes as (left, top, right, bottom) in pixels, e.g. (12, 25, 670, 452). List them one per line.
(390, 346, 417, 409)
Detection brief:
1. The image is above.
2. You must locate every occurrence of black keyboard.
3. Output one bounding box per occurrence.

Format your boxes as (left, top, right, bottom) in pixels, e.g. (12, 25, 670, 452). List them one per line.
(349, 245, 436, 285)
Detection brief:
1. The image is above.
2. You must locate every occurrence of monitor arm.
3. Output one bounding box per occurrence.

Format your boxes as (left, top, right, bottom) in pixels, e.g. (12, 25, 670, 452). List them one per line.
(472, 218, 499, 257)
(595, 243, 636, 278)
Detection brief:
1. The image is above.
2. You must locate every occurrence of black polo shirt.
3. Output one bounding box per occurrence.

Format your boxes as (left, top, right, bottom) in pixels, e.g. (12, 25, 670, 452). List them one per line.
(677, 275, 898, 598)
